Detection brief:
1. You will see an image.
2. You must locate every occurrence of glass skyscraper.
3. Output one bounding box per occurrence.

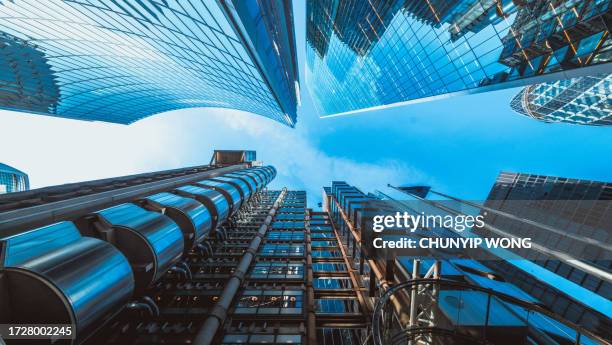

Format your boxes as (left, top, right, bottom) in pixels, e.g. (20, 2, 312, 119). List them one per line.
(478, 171, 611, 335)
(327, 179, 611, 344)
(0, 1, 299, 126)
(0, 162, 29, 194)
(306, 0, 611, 116)
(510, 73, 611, 125)
(0, 32, 60, 114)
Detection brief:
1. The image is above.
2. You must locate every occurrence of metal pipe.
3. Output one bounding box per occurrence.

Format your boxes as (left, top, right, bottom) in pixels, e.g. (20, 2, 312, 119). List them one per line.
(328, 208, 370, 314)
(304, 210, 317, 345)
(409, 259, 420, 328)
(126, 302, 156, 317)
(169, 266, 189, 281)
(177, 262, 193, 281)
(196, 243, 210, 256)
(193, 188, 287, 345)
(330, 194, 408, 325)
(127, 296, 160, 317)
(0, 164, 249, 236)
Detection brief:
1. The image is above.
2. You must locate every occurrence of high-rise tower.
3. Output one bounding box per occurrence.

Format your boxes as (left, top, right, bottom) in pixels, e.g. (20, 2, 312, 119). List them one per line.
(0, 150, 373, 344)
(478, 171, 612, 334)
(370, 173, 612, 343)
(510, 73, 612, 126)
(306, 0, 611, 117)
(0, 1, 299, 127)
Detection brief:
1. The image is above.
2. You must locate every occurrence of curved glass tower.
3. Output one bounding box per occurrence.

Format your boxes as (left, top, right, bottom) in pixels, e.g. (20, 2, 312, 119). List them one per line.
(510, 73, 611, 126)
(306, 0, 611, 117)
(0, 1, 299, 126)
(0, 163, 29, 194)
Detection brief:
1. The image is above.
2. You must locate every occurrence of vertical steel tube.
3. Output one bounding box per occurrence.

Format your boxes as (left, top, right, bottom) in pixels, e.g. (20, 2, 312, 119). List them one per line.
(408, 259, 421, 345)
(193, 189, 287, 345)
(305, 210, 317, 345)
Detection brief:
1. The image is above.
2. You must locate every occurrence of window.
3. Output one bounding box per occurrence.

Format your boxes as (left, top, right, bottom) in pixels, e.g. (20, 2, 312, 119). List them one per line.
(312, 240, 335, 247)
(272, 221, 305, 229)
(221, 334, 302, 344)
(311, 232, 334, 239)
(250, 262, 304, 279)
(311, 225, 332, 231)
(317, 328, 364, 345)
(282, 202, 305, 208)
(313, 262, 347, 273)
(278, 207, 305, 213)
(214, 245, 248, 255)
(197, 263, 236, 276)
(267, 231, 304, 241)
(314, 277, 353, 289)
(156, 292, 219, 310)
(260, 244, 304, 257)
(275, 213, 305, 221)
(235, 290, 303, 315)
(575, 32, 605, 59)
(316, 298, 360, 314)
(312, 250, 341, 258)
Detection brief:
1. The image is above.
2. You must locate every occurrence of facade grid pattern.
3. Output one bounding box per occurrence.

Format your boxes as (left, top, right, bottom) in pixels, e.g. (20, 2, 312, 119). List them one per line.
(0, 0, 298, 126)
(306, 0, 611, 116)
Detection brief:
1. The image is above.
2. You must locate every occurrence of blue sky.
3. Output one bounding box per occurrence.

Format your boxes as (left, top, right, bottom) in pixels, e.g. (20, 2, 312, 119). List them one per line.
(0, 2, 610, 208)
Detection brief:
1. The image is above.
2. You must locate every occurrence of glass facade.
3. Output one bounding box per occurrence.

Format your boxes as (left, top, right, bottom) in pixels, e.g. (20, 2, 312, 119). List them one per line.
(479, 171, 612, 335)
(235, 289, 303, 315)
(0, 1, 299, 126)
(324, 180, 611, 342)
(306, 0, 611, 116)
(0, 162, 29, 194)
(0, 32, 60, 113)
(511, 73, 612, 125)
(250, 262, 304, 280)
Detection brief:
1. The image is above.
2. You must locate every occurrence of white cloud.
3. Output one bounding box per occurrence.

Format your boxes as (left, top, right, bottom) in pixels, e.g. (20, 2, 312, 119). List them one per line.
(199, 108, 432, 206)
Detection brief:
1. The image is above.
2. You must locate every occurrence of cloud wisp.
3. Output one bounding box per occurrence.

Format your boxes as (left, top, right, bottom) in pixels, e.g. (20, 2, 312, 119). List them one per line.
(203, 108, 433, 206)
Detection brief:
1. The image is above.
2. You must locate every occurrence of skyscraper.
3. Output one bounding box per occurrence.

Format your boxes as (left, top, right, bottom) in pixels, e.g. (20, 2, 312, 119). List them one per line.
(324, 180, 611, 343)
(510, 73, 612, 125)
(478, 171, 612, 334)
(0, 163, 29, 194)
(0, 32, 60, 114)
(1, 157, 610, 344)
(0, 151, 372, 345)
(306, 0, 611, 117)
(0, 1, 299, 127)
